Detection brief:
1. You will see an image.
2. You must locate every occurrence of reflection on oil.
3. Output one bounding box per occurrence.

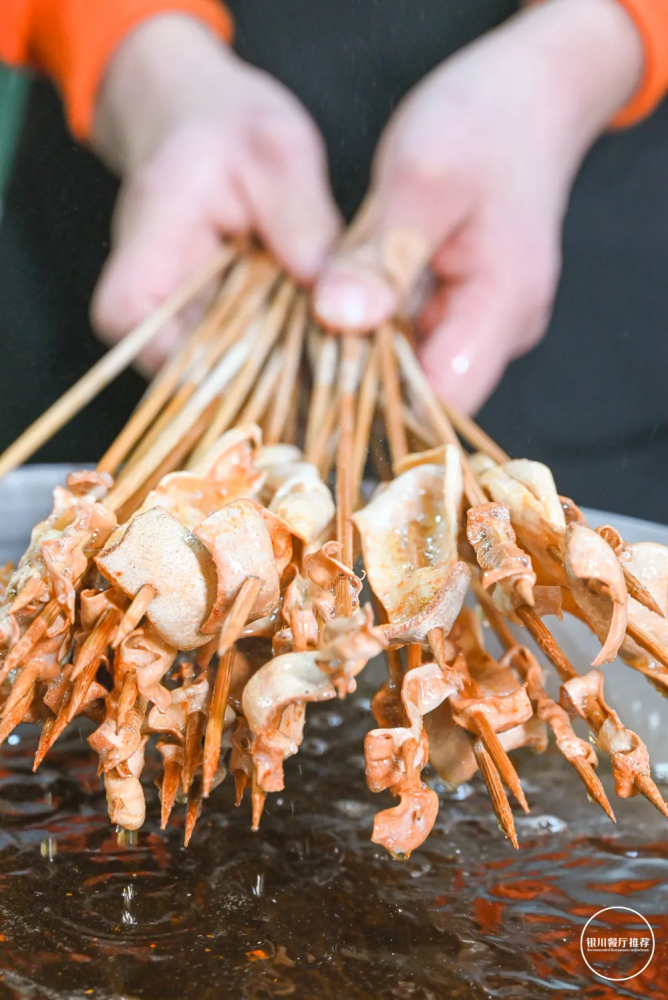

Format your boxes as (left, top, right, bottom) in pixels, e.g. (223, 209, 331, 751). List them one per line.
(0, 685, 666, 999)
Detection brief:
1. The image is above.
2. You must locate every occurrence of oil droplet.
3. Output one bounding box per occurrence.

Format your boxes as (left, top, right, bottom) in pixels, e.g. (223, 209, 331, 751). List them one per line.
(117, 828, 138, 848)
(40, 838, 57, 861)
(309, 711, 343, 731)
(336, 799, 370, 819)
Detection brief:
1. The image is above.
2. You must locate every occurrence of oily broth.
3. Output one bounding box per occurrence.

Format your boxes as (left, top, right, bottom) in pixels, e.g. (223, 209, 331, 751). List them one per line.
(0, 669, 666, 1000)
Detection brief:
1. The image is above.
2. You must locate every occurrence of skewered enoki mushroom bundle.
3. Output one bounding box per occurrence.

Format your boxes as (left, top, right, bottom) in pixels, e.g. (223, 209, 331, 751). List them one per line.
(1, 244, 667, 855)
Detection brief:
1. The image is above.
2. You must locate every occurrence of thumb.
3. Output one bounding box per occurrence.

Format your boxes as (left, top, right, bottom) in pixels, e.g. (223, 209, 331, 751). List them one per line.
(314, 154, 469, 333)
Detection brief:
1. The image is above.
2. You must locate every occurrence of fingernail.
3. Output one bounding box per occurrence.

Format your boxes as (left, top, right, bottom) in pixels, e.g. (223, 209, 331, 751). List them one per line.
(315, 282, 370, 331)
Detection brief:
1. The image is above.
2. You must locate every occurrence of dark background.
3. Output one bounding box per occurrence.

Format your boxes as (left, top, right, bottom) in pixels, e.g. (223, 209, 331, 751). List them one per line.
(1, 0, 668, 520)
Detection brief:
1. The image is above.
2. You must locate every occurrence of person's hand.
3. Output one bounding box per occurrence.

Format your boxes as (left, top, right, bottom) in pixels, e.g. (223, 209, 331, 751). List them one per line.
(91, 15, 341, 373)
(314, 0, 643, 413)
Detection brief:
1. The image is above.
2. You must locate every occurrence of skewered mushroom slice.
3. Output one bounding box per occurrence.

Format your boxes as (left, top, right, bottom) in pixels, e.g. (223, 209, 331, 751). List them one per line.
(257, 438, 336, 544)
(383, 564, 472, 644)
(473, 456, 566, 584)
(194, 499, 294, 634)
(466, 502, 536, 610)
(243, 608, 386, 795)
(563, 523, 628, 665)
(619, 542, 668, 694)
(268, 463, 335, 545)
(148, 673, 211, 742)
(366, 661, 460, 859)
(353, 455, 470, 643)
(105, 738, 149, 831)
(561, 668, 667, 813)
(138, 424, 265, 530)
(96, 506, 217, 650)
(256, 444, 303, 496)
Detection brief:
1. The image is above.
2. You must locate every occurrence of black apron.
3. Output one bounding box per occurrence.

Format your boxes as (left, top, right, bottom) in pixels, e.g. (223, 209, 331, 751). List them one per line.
(2, 0, 668, 520)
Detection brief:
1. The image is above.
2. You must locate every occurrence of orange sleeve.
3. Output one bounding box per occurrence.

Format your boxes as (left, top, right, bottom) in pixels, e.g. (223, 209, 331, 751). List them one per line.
(612, 0, 668, 126)
(0, 0, 233, 140)
(527, 0, 668, 127)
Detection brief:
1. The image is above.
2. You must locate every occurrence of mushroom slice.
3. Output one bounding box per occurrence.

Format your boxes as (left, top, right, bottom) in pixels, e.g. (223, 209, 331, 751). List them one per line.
(619, 542, 668, 693)
(474, 456, 566, 585)
(466, 502, 536, 610)
(424, 700, 478, 787)
(563, 523, 627, 666)
(194, 499, 294, 634)
(256, 438, 335, 544)
(96, 506, 217, 650)
(560, 668, 655, 801)
(104, 738, 149, 831)
(354, 452, 468, 640)
(243, 608, 386, 792)
(268, 463, 335, 544)
(382, 563, 472, 645)
(136, 424, 265, 530)
(256, 444, 303, 497)
(147, 674, 211, 742)
(365, 662, 460, 859)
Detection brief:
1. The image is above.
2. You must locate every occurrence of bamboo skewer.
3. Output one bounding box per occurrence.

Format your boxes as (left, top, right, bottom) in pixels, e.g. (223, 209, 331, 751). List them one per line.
(202, 577, 263, 798)
(104, 339, 250, 512)
(159, 744, 183, 829)
(472, 737, 519, 849)
(625, 618, 668, 668)
(352, 345, 379, 506)
(112, 585, 157, 649)
(189, 281, 296, 463)
(265, 296, 307, 445)
(97, 255, 258, 475)
(116, 260, 277, 479)
(0, 245, 236, 482)
(304, 335, 338, 462)
(336, 338, 362, 614)
(472, 578, 615, 820)
(236, 347, 284, 426)
(378, 323, 408, 471)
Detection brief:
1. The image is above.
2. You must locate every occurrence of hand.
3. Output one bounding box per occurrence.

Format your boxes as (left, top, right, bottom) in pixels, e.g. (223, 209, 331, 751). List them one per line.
(314, 0, 642, 413)
(91, 15, 341, 373)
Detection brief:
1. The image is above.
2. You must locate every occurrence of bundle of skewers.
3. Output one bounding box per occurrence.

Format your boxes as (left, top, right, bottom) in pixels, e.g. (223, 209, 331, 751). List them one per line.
(0, 242, 667, 857)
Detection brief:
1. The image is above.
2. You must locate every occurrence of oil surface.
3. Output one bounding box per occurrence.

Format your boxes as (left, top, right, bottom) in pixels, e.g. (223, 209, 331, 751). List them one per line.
(0, 677, 667, 1000)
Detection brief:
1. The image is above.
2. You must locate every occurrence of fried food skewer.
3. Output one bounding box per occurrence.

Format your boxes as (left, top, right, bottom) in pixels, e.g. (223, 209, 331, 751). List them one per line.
(472, 578, 615, 820)
(202, 577, 263, 797)
(516, 604, 668, 818)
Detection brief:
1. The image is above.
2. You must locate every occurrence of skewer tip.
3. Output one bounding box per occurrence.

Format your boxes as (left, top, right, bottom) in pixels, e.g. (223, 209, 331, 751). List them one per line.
(571, 756, 616, 823)
(635, 773, 668, 819)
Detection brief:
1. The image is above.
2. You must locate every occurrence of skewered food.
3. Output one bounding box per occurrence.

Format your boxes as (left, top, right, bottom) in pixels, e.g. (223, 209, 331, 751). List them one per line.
(0, 244, 667, 856)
